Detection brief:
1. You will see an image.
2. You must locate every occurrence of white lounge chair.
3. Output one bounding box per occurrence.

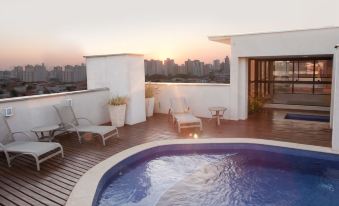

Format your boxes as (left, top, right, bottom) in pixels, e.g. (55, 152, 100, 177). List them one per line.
(169, 98, 203, 133)
(53, 104, 118, 146)
(0, 116, 64, 171)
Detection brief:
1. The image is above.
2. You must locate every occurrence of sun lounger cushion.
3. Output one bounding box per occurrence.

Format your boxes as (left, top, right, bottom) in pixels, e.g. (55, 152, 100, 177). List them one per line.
(2, 141, 62, 156)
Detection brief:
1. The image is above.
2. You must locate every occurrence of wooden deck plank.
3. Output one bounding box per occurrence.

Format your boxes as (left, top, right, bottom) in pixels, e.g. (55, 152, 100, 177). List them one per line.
(0, 187, 29, 206)
(0, 169, 69, 200)
(0, 179, 46, 206)
(0, 170, 65, 205)
(0, 110, 332, 206)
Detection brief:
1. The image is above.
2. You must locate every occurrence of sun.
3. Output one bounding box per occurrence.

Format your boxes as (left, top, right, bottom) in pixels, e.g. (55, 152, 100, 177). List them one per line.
(155, 51, 173, 61)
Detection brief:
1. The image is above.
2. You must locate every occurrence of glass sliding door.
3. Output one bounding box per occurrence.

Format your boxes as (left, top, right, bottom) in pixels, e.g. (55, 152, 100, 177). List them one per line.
(248, 57, 332, 107)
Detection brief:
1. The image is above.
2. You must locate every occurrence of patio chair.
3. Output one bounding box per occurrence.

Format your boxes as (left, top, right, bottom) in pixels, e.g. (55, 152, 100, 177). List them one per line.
(53, 103, 118, 146)
(169, 98, 203, 133)
(0, 116, 64, 171)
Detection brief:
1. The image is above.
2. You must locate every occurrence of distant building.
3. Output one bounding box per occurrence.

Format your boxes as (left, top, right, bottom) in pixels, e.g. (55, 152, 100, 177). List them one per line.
(12, 66, 24, 80)
(192, 60, 204, 76)
(50, 66, 63, 82)
(0, 70, 12, 80)
(145, 59, 164, 76)
(164, 58, 177, 76)
(23, 64, 48, 82)
(178, 64, 187, 74)
(204, 64, 212, 75)
(185, 59, 194, 75)
(23, 65, 34, 82)
(213, 59, 221, 71)
(63, 64, 86, 82)
(224, 56, 230, 74)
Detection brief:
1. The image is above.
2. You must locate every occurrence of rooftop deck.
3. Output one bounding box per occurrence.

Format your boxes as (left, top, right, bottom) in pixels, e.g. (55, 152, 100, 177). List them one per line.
(0, 109, 332, 206)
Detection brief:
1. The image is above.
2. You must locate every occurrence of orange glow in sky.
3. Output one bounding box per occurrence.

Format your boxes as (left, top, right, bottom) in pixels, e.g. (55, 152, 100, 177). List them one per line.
(0, 0, 338, 68)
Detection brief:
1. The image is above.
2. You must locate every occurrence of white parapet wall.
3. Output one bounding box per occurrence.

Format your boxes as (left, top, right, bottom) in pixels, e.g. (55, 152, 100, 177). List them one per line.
(0, 88, 110, 141)
(332, 45, 339, 150)
(85, 54, 146, 125)
(151, 83, 231, 119)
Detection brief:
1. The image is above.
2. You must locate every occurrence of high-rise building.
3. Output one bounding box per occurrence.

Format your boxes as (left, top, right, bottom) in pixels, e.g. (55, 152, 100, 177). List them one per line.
(164, 58, 177, 76)
(144, 60, 164, 76)
(224, 56, 230, 74)
(213, 59, 221, 71)
(178, 64, 187, 75)
(63, 64, 86, 82)
(12, 66, 24, 80)
(33, 63, 48, 82)
(50, 66, 63, 82)
(0, 70, 12, 80)
(192, 60, 204, 76)
(204, 64, 212, 76)
(185, 59, 194, 75)
(23, 65, 34, 82)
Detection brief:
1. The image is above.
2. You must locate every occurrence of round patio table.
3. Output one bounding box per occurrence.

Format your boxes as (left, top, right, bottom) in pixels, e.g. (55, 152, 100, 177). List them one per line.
(31, 124, 61, 142)
(208, 106, 227, 126)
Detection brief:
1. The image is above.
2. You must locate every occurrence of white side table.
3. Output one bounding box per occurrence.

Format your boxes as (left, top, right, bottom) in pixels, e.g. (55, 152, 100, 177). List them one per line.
(208, 107, 227, 126)
(31, 124, 61, 142)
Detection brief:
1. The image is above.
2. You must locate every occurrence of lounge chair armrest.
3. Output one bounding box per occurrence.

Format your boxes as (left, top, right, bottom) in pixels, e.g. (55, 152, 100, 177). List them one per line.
(0, 143, 6, 150)
(76, 117, 94, 125)
(64, 122, 78, 128)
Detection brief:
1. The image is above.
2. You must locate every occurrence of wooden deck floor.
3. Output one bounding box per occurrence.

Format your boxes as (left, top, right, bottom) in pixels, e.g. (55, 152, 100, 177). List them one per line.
(0, 110, 332, 206)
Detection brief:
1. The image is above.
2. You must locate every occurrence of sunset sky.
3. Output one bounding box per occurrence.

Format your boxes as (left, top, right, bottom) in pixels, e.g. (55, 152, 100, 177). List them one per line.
(0, 0, 338, 69)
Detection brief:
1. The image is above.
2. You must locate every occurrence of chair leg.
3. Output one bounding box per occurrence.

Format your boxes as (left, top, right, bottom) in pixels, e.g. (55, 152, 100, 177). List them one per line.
(33, 155, 40, 171)
(101, 135, 106, 146)
(60, 146, 64, 158)
(4, 152, 11, 168)
(75, 131, 82, 144)
(116, 128, 119, 137)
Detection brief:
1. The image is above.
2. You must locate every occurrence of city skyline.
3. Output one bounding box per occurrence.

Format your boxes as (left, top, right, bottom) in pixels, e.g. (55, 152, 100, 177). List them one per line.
(0, 63, 86, 83)
(1, 0, 338, 68)
(145, 56, 230, 83)
(0, 56, 226, 71)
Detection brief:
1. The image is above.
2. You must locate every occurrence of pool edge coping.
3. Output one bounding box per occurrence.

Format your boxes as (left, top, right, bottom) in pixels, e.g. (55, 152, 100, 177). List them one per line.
(66, 138, 339, 206)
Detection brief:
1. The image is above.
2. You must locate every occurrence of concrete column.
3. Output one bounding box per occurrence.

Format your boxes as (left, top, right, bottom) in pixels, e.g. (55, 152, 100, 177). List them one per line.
(332, 45, 339, 150)
(238, 58, 248, 120)
(229, 56, 239, 120)
(85, 54, 146, 125)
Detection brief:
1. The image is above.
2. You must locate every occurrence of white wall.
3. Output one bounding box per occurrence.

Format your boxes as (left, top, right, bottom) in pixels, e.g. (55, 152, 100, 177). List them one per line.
(231, 28, 339, 57)
(151, 83, 231, 118)
(0, 88, 110, 141)
(86, 54, 146, 125)
(332, 46, 339, 150)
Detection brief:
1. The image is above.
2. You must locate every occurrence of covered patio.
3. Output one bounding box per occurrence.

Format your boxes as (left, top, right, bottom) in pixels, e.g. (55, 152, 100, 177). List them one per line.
(0, 110, 331, 206)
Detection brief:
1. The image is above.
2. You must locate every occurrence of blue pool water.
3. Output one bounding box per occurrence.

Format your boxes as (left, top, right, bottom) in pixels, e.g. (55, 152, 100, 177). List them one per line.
(285, 113, 330, 122)
(95, 144, 339, 206)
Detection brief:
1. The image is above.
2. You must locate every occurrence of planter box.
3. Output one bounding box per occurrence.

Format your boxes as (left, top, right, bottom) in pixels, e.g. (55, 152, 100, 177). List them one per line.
(145, 97, 155, 117)
(109, 104, 126, 127)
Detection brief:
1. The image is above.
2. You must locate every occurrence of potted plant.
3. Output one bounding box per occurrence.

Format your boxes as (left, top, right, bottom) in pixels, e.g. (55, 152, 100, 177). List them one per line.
(248, 95, 264, 114)
(145, 83, 156, 117)
(108, 95, 128, 127)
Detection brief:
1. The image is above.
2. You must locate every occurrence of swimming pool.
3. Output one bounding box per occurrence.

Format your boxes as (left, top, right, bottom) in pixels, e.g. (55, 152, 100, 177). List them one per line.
(66, 139, 339, 206)
(94, 143, 339, 206)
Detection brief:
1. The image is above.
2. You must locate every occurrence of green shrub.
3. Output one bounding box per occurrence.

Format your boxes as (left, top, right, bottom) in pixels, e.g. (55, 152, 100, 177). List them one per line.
(108, 96, 128, 106)
(145, 82, 157, 98)
(249, 96, 264, 113)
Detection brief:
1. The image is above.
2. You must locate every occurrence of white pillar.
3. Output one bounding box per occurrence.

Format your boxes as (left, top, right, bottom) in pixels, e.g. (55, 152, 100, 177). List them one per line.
(229, 56, 239, 120)
(238, 58, 248, 120)
(85, 54, 146, 125)
(332, 45, 339, 150)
